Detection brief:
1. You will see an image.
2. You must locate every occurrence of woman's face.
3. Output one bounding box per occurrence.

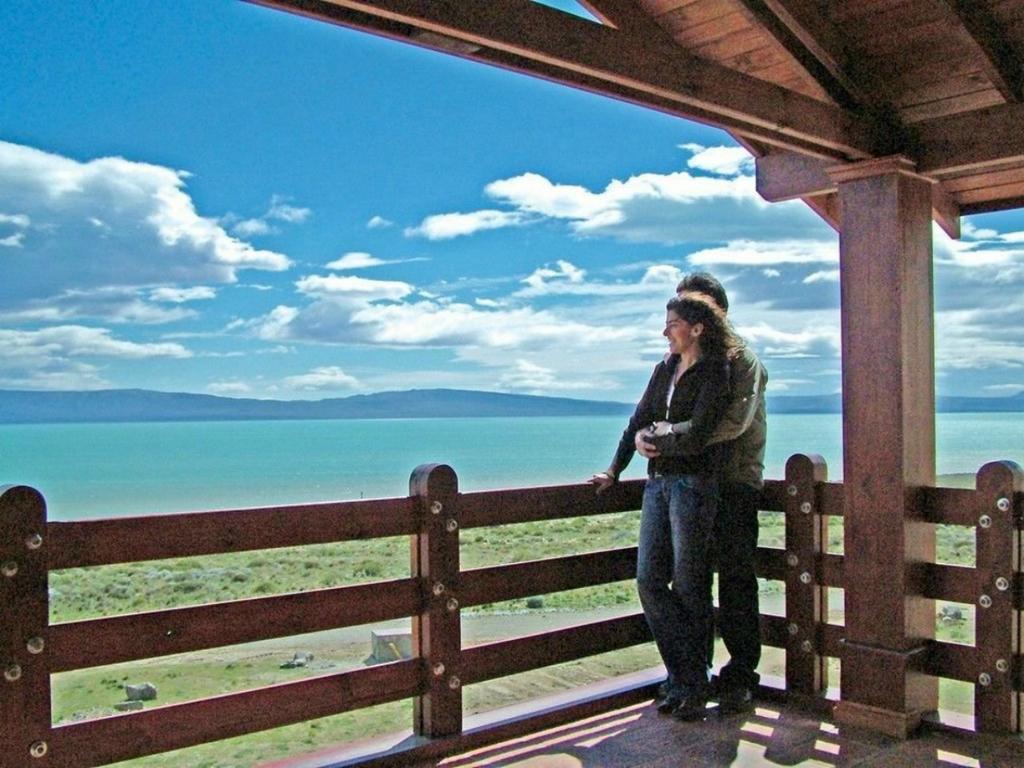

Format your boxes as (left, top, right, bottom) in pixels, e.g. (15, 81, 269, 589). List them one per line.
(663, 310, 703, 356)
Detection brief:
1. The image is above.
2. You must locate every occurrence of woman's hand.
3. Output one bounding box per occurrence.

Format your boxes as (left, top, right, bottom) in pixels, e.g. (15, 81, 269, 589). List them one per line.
(635, 428, 661, 458)
(589, 471, 616, 494)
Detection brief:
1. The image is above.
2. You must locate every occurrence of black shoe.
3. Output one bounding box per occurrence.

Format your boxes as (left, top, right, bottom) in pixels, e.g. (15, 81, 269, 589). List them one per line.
(717, 685, 754, 714)
(672, 693, 709, 721)
(656, 695, 681, 714)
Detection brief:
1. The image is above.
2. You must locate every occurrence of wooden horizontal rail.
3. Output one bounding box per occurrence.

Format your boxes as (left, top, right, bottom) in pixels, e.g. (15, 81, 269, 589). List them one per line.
(920, 563, 977, 605)
(461, 613, 650, 684)
(459, 481, 643, 529)
(924, 645, 1024, 692)
(764, 479, 845, 515)
(461, 548, 637, 607)
(46, 496, 418, 569)
(48, 578, 421, 672)
(924, 641, 977, 684)
(48, 659, 422, 768)
(755, 546, 787, 580)
(923, 487, 981, 526)
(758, 613, 790, 647)
(818, 482, 844, 515)
(460, 545, 792, 609)
(760, 480, 788, 511)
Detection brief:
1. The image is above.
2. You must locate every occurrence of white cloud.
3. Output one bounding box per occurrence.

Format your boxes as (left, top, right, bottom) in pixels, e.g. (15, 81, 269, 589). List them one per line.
(325, 252, 387, 270)
(984, 384, 1024, 393)
(486, 173, 605, 220)
(367, 215, 393, 229)
(231, 218, 273, 237)
(295, 274, 414, 302)
(283, 366, 360, 391)
(251, 305, 299, 340)
(737, 321, 840, 359)
(229, 196, 311, 237)
(0, 211, 30, 247)
(440, 163, 827, 245)
(0, 287, 198, 325)
(498, 359, 598, 393)
(266, 197, 310, 224)
(0, 212, 30, 227)
(521, 260, 586, 291)
(679, 143, 754, 176)
(513, 262, 682, 300)
(762, 268, 781, 278)
(0, 361, 109, 390)
(0, 140, 291, 307)
(0, 325, 192, 359)
(640, 264, 683, 286)
(0, 324, 192, 391)
(689, 239, 837, 266)
(766, 378, 815, 392)
(803, 269, 840, 284)
(405, 209, 525, 240)
(149, 286, 217, 303)
(208, 380, 254, 395)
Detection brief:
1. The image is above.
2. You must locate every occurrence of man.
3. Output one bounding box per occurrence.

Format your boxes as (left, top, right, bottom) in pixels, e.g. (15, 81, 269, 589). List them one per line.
(637, 272, 767, 714)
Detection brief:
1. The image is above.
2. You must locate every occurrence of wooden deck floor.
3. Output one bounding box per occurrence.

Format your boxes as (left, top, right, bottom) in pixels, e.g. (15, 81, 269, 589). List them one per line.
(408, 699, 1024, 768)
(263, 669, 1024, 768)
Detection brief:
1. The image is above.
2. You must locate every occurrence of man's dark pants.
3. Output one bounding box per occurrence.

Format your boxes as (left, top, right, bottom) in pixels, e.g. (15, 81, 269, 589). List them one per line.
(712, 482, 762, 691)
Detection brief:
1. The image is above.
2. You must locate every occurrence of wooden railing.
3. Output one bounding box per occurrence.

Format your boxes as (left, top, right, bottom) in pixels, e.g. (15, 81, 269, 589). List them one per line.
(1, 456, 1021, 767)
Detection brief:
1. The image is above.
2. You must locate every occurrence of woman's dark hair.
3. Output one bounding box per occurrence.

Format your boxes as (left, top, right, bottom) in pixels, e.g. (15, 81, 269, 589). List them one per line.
(666, 293, 740, 360)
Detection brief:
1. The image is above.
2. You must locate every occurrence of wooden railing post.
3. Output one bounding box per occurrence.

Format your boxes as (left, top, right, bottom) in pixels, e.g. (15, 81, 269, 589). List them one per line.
(1, 485, 52, 766)
(973, 461, 1023, 733)
(783, 454, 829, 697)
(410, 464, 462, 738)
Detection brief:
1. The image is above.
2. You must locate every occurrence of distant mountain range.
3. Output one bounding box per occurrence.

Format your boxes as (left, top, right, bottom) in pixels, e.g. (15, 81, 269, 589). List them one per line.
(0, 388, 1022, 424)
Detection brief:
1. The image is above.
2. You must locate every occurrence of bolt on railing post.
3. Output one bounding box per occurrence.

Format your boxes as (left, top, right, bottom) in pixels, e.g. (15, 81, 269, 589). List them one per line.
(973, 461, 1023, 734)
(783, 454, 829, 697)
(1, 485, 52, 766)
(410, 464, 462, 738)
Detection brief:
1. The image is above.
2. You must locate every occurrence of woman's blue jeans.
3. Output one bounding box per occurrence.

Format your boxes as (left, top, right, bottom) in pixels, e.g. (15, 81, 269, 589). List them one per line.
(637, 473, 718, 695)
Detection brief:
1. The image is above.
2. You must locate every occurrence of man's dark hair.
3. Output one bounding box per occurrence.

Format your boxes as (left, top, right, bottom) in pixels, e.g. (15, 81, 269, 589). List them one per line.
(676, 272, 729, 312)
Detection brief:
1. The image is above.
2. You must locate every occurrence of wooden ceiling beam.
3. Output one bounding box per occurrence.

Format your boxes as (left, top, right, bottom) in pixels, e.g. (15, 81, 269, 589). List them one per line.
(914, 103, 1024, 175)
(248, 0, 876, 160)
(730, 0, 869, 110)
(576, 0, 669, 38)
(732, 133, 839, 231)
(932, 0, 1023, 103)
(756, 151, 961, 238)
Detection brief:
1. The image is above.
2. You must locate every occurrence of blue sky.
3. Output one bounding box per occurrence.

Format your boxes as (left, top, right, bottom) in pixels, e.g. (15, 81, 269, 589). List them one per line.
(1, 0, 1022, 403)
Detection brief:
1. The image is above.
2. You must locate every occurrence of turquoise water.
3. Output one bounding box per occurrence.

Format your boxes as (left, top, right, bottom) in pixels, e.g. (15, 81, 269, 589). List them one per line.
(0, 413, 1020, 520)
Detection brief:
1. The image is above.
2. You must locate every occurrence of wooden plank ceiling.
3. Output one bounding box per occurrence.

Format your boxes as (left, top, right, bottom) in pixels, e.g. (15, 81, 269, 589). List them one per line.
(248, 0, 1024, 232)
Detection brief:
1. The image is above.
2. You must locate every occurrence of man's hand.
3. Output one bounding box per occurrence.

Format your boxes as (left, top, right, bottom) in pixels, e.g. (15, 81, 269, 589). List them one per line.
(651, 420, 674, 437)
(589, 471, 616, 494)
(635, 428, 661, 458)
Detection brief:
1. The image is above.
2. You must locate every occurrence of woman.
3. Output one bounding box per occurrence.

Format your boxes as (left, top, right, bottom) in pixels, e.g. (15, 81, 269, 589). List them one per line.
(591, 292, 737, 721)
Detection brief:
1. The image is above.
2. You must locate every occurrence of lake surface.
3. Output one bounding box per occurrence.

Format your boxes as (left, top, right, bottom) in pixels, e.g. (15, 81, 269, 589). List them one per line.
(1, 413, 1021, 520)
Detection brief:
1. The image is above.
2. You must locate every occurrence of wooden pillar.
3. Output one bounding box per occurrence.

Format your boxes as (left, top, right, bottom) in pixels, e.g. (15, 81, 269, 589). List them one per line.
(783, 454, 829, 698)
(1, 485, 52, 767)
(828, 156, 939, 737)
(973, 461, 1023, 733)
(410, 464, 462, 738)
